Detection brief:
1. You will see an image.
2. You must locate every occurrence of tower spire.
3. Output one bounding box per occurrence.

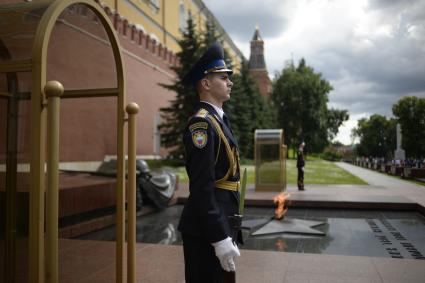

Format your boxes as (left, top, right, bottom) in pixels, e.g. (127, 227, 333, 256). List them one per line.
(252, 23, 262, 41)
(249, 24, 266, 69)
(248, 24, 271, 97)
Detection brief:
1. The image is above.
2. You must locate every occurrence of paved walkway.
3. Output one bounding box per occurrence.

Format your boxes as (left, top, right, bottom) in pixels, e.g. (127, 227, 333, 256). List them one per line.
(335, 162, 423, 190)
(336, 162, 425, 208)
(175, 161, 425, 210)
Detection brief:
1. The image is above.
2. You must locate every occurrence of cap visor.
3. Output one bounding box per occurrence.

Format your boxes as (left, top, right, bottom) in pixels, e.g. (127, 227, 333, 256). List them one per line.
(209, 68, 233, 75)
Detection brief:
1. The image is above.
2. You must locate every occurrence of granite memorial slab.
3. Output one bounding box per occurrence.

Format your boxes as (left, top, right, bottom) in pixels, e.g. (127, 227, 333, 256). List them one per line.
(250, 218, 326, 236)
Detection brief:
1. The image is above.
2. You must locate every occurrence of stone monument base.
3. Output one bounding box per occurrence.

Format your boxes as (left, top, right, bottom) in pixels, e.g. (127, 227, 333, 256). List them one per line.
(394, 149, 406, 160)
(242, 217, 326, 237)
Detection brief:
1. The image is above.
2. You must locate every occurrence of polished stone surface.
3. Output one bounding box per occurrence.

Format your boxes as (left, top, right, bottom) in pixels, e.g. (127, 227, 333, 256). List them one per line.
(79, 204, 183, 245)
(241, 218, 271, 230)
(250, 218, 326, 236)
(63, 162, 425, 281)
(57, 239, 425, 283)
(80, 205, 425, 260)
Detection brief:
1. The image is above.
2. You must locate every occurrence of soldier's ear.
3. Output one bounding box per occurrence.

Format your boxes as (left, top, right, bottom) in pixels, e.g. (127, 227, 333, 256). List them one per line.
(200, 77, 210, 90)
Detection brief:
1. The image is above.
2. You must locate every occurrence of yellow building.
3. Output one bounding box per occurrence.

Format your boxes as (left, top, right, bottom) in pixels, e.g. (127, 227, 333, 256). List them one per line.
(100, 0, 243, 67)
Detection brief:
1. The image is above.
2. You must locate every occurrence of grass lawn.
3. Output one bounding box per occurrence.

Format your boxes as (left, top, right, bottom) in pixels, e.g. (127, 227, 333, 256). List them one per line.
(173, 159, 366, 185)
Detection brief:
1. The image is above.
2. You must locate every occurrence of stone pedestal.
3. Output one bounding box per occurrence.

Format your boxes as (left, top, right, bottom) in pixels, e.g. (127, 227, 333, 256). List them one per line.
(394, 124, 406, 160)
(394, 149, 406, 160)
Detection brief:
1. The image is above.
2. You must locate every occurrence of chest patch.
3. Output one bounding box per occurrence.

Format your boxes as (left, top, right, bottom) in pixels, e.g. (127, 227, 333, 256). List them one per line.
(192, 130, 208, 149)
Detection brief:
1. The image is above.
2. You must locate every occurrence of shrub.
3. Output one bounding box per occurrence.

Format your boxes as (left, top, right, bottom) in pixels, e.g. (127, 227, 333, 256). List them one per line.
(320, 150, 343, 161)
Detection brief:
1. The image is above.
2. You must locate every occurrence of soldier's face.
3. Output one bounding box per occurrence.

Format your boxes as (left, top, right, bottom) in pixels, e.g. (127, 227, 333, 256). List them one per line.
(206, 73, 233, 103)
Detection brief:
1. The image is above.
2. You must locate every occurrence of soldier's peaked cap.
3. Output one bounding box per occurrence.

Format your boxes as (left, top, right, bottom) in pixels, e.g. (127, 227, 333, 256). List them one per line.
(182, 42, 233, 86)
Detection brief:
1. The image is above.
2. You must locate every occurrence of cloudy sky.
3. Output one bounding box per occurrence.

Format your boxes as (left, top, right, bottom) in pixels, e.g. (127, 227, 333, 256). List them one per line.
(203, 0, 425, 145)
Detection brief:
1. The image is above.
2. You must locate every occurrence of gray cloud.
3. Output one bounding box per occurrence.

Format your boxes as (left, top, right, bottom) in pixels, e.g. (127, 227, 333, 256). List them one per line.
(203, 0, 288, 42)
(203, 0, 425, 143)
(324, 47, 423, 116)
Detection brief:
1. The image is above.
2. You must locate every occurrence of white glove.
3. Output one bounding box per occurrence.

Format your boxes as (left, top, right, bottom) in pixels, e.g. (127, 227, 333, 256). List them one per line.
(301, 167, 304, 172)
(212, 237, 240, 272)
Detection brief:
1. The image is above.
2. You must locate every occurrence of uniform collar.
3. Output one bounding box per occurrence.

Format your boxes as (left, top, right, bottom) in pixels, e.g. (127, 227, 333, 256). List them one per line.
(200, 101, 224, 119)
(199, 101, 238, 148)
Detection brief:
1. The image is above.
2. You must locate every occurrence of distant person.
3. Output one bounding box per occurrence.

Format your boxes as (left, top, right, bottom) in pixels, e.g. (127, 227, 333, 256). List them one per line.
(297, 142, 305, 191)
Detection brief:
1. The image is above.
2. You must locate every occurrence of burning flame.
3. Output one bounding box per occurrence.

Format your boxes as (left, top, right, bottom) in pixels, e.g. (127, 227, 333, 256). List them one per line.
(273, 192, 290, 220)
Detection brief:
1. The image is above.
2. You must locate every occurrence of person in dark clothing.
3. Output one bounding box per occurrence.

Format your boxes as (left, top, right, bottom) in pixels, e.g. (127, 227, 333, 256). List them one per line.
(178, 42, 241, 283)
(297, 142, 305, 191)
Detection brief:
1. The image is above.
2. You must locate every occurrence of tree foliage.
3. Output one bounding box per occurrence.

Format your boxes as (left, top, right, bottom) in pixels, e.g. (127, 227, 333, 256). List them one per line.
(160, 18, 276, 159)
(327, 108, 349, 141)
(200, 18, 274, 158)
(201, 20, 233, 70)
(392, 96, 425, 157)
(271, 59, 348, 154)
(159, 16, 201, 158)
(351, 114, 396, 158)
(224, 60, 276, 158)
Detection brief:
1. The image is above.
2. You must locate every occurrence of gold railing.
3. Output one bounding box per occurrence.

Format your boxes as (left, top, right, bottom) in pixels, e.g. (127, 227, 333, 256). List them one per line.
(43, 78, 140, 282)
(45, 81, 64, 283)
(17, 0, 130, 280)
(126, 102, 139, 283)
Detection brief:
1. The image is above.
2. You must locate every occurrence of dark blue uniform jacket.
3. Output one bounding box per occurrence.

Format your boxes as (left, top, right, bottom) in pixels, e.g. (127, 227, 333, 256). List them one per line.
(178, 102, 240, 243)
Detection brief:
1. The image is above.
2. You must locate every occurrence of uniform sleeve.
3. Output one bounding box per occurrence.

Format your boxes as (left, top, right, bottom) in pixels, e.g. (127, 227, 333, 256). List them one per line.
(184, 117, 229, 243)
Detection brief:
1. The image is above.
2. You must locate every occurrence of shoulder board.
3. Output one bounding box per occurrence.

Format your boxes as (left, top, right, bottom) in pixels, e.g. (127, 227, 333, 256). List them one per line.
(195, 108, 209, 118)
(189, 121, 208, 132)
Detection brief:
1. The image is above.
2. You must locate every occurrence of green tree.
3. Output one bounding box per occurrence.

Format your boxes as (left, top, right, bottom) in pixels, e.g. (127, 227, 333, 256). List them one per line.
(160, 18, 276, 159)
(200, 20, 234, 70)
(199, 21, 275, 158)
(392, 96, 425, 157)
(272, 58, 344, 154)
(351, 114, 396, 158)
(327, 108, 349, 141)
(224, 60, 276, 158)
(159, 16, 201, 159)
(223, 65, 251, 157)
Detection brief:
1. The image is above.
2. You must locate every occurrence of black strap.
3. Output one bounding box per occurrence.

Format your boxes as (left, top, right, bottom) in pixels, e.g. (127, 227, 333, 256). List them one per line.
(223, 114, 233, 133)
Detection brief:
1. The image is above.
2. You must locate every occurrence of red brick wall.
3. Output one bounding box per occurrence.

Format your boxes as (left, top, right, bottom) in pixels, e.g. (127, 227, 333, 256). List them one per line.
(249, 69, 272, 97)
(1, 2, 180, 163)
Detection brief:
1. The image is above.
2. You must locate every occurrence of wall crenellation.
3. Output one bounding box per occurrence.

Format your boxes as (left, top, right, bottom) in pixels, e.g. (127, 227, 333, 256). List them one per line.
(91, 0, 178, 66)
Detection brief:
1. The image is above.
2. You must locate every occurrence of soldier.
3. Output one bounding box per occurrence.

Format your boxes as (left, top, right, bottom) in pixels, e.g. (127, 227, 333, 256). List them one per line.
(178, 42, 242, 283)
(297, 142, 305, 191)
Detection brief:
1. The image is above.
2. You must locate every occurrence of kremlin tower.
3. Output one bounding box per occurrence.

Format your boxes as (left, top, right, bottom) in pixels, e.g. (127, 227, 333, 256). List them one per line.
(249, 24, 272, 97)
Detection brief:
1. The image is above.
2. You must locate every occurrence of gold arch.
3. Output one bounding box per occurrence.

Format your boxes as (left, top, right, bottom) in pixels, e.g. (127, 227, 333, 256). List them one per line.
(28, 1, 126, 282)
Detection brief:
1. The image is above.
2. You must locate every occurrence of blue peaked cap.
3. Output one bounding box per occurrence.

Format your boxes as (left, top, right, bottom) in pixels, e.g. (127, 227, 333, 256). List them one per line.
(182, 42, 233, 86)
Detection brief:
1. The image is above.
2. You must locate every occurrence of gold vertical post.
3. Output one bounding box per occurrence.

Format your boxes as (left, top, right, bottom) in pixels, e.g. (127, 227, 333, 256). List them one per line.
(116, 73, 126, 283)
(28, 0, 126, 281)
(125, 103, 139, 283)
(45, 81, 64, 283)
(5, 80, 18, 283)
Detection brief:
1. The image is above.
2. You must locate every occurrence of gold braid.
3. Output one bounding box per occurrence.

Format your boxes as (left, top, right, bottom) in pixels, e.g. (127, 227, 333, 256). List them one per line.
(207, 114, 235, 183)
